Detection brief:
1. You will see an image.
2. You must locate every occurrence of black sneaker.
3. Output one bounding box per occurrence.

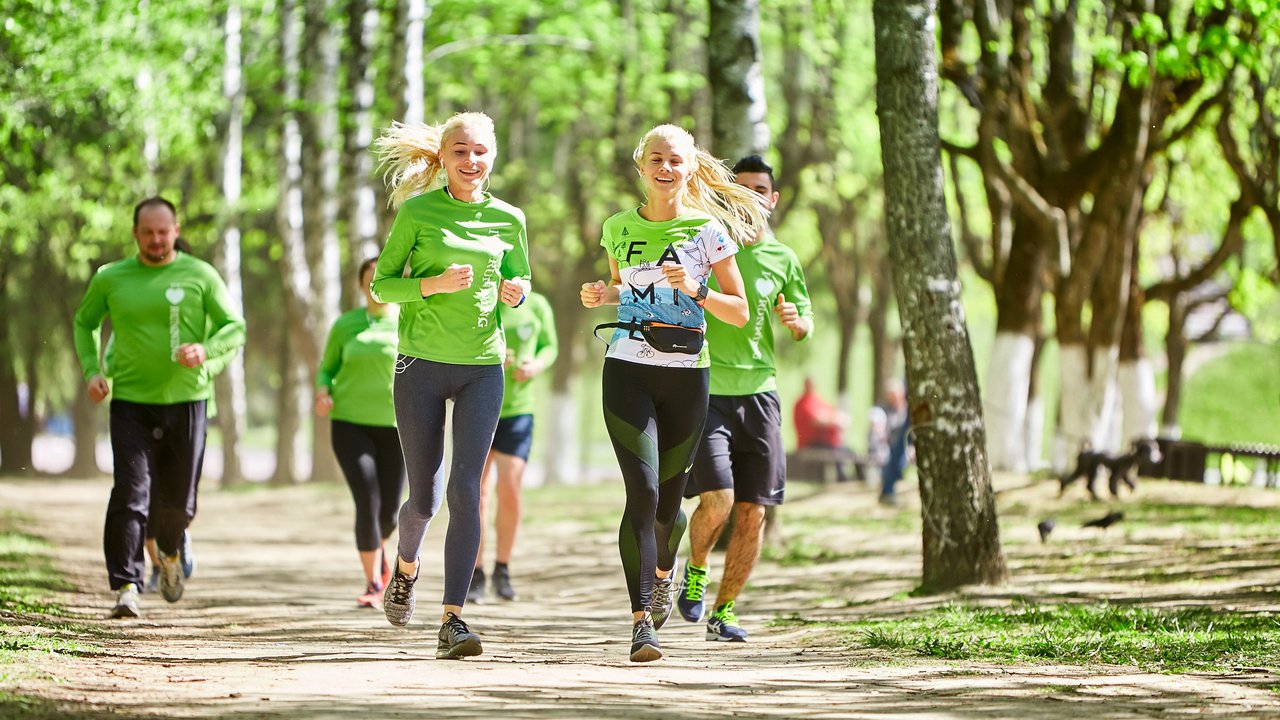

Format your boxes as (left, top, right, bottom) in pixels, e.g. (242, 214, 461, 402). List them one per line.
(383, 559, 418, 627)
(651, 562, 676, 629)
(467, 567, 486, 604)
(492, 564, 516, 601)
(630, 614, 662, 663)
(437, 612, 483, 659)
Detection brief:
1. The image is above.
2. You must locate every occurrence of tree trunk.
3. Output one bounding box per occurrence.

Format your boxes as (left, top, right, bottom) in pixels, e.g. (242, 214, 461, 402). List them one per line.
(0, 252, 34, 476)
(214, 0, 248, 487)
(872, 0, 1007, 591)
(380, 0, 428, 239)
(1117, 247, 1156, 444)
(707, 0, 769, 159)
(272, 330, 309, 485)
(868, 253, 894, 406)
(67, 389, 102, 477)
(344, 0, 380, 267)
(301, 0, 343, 483)
(1161, 297, 1188, 437)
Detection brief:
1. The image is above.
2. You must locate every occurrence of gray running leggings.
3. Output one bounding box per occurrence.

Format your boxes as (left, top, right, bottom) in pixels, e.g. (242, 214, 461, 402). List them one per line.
(393, 356, 504, 606)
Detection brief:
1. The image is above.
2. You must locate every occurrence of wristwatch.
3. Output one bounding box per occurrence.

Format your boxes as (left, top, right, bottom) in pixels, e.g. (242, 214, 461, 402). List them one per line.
(694, 282, 709, 306)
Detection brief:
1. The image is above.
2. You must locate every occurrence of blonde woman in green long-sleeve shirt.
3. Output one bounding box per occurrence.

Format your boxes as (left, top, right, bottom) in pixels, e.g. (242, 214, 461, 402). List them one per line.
(371, 111, 531, 659)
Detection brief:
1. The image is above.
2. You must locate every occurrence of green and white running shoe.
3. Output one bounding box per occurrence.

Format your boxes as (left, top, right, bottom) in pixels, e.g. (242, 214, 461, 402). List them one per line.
(706, 601, 748, 642)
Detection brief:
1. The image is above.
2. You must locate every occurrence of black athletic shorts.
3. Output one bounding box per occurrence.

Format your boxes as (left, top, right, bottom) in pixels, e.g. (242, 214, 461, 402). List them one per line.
(491, 413, 534, 460)
(686, 391, 785, 506)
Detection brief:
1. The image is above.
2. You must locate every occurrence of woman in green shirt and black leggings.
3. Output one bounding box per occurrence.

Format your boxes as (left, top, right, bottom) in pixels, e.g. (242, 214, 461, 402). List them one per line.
(371, 112, 531, 660)
(315, 258, 404, 609)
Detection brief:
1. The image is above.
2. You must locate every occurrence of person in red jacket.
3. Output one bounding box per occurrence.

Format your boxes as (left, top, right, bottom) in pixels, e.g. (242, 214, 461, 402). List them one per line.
(793, 378, 854, 483)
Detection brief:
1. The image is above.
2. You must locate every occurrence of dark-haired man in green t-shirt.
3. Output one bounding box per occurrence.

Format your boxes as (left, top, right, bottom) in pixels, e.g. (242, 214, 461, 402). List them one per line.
(74, 197, 245, 619)
(678, 156, 814, 642)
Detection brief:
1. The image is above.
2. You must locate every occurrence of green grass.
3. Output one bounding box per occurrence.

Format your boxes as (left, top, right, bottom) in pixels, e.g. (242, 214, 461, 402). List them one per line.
(772, 602, 1280, 672)
(1180, 343, 1280, 447)
(0, 514, 102, 692)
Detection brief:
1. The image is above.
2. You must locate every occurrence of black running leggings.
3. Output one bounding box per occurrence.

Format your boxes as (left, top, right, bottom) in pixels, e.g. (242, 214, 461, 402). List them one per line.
(332, 419, 406, 552)
(602, 358, 709, 613)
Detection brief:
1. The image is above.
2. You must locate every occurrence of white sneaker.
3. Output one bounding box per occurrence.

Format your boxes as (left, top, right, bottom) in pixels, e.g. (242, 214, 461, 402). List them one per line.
(111, 583, 141, 618)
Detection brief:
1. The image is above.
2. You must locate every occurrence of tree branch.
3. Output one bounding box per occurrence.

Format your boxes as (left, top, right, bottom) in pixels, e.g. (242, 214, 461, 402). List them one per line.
(947, 148, 992, 282)
(424, 34, 594, 65)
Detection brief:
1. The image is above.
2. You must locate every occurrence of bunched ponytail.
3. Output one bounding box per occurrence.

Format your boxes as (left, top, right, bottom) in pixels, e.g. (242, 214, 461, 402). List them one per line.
(633, 125, 770, 247)
(375, 112, 496, 209)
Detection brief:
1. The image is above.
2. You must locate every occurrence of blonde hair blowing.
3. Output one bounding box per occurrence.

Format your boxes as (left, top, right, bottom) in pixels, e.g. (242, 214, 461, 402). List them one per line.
(376, 112, 497, 209)
(632, 124, 769, 247)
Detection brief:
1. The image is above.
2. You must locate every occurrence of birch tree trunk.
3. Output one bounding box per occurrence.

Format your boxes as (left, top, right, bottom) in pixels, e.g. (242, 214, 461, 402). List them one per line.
(344, 0, 380, 266)
(380, 0, 428, 238)
(301, 0, 343, 483)
(872, 0, 1007, 591)
(708, 0, 769, 159)
(214, 1, 248, 486)
(275, 0, 310, 483)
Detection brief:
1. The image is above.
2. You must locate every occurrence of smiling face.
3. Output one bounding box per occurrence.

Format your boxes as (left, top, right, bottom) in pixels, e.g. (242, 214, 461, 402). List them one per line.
(638, 134, 694, 201)
(133, 204, 180, 266)
(441, 122, 495, 201)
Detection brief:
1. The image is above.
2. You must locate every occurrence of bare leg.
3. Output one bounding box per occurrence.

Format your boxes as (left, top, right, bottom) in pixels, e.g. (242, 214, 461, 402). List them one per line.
(688, 489, 733, 568)
(145, 538, 159, 568)
(714, 502, 766, 606)
(493, 452, 525, 564)
(358, 548, 383, 584)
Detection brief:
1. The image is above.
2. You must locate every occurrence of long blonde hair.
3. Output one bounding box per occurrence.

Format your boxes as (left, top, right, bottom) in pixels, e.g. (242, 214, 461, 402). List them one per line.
(632, 124, 770, 247)
(375, 112, 496, 209)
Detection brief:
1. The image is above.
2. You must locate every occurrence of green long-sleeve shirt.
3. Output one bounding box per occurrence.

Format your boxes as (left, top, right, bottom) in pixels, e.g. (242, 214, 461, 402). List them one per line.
(706, 230, 814, 396)
(74, 253, 246, 405)
(498, 291, 557, 418)
(371, 188, 531, 365)
(316, 308, 398, 427)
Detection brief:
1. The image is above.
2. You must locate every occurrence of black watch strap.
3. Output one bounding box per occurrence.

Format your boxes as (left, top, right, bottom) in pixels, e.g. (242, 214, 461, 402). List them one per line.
(695, 282, 709, 303)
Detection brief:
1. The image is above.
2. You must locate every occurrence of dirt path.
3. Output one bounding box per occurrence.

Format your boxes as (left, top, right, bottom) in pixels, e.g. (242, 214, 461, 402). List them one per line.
(3, 477, 1278, 719)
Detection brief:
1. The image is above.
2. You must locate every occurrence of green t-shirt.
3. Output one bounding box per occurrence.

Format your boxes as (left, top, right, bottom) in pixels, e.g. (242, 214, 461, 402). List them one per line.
(74, 253, 246, 405)
(498, 291, 557, 418)
(371, 188, 531, 365)
(706, 230, 814, 396)
(316, 308, 399, 427)
(599, 208, 737, 369)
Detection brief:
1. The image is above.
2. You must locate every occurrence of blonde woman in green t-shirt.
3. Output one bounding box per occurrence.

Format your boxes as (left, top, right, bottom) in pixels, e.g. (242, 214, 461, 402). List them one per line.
(371, 112, 531, 660)
(580, 124, 768, 662)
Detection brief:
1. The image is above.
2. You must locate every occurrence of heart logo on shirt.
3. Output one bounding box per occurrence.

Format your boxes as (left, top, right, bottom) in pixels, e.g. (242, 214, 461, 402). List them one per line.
(165, 287, 185, 305)
(755, 277, 776, 297)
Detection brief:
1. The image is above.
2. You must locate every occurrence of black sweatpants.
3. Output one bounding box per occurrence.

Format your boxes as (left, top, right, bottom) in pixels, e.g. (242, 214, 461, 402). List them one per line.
(106, 399, 206, 590)
(602, 358, 709, 613)
(332, 419, 405, 552)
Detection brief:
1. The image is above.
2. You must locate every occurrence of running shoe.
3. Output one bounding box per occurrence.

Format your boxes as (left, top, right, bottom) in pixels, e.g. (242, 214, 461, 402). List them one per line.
(436, 612, 483, 659)
(111, 583, 141, 619)
(706, 600, 748, 642)
(179, 530, 196, 579)
(357, 580, 384, 609)
(650, 562, 676, 629)
(678, 563, 708, 622)
(158, 552, 184, 603)
(629, 614, 662, 662)
(492, 564, 516, 601)
(466, 567, 486, 604)
(145, 566, 160, 594)
(383, 559, 418, 627)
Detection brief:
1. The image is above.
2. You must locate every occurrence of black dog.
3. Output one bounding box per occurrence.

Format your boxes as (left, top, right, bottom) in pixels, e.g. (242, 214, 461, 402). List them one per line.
(1060, 439, 1161, 501)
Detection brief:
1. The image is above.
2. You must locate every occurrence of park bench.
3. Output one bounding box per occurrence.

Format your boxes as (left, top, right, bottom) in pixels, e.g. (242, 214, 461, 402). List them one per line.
(785, 446, 869, 484)
(1143, 437, 1280, 487)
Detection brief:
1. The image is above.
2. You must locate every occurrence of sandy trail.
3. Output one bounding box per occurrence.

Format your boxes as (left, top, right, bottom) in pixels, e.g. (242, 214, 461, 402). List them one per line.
(2, 477, 1277, 719)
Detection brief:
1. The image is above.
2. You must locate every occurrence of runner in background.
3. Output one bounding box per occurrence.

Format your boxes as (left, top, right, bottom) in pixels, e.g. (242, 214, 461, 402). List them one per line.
(73, 197, 245, 618)
(469, 290, 557, 603)
(316, 258, 404, 608)
(679, 155, 814, 642)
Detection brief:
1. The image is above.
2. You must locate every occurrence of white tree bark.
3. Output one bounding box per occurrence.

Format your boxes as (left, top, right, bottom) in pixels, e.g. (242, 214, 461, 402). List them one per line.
(1024, 395, 1045, 471)
(708, 0, 770, 159)
(344, 0, 380, 264)
(543, 391, 580, 485)
(983, 331, 1034, 472)
(1057, 343, 1121, 461)
(393, 0, 427, 125)
(1118, 358, 1158, 443)
(214, 1, 249, 486)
